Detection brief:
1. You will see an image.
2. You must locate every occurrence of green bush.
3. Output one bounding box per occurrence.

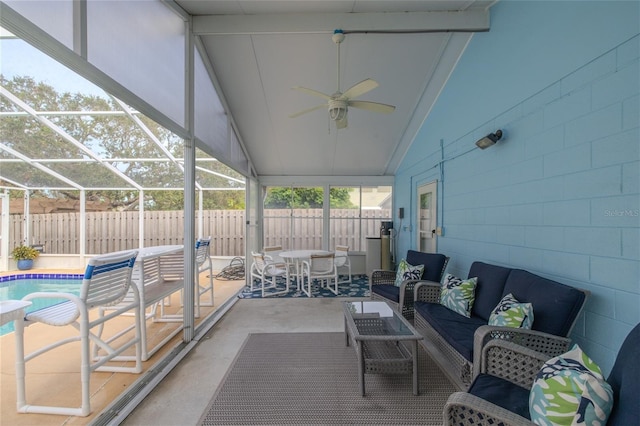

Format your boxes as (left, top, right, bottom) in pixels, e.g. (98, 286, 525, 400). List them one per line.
(11, 245, 40, 260)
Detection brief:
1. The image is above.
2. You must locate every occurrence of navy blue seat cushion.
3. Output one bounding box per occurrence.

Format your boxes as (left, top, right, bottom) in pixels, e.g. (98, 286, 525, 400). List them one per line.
(468, 374, 531, 420)
(607, 323, 640, 426)
(371, 284, 399, 303)
(468, 262, 512, 322)
(502, 270, 586, 336)
(415, 301, 486, 361)
(406, 250, 447, 282)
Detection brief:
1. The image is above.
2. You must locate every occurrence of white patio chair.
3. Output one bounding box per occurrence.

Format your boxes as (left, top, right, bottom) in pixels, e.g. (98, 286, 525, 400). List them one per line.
(250, 252, 290, 297)
(334, 245, 352, 285)
(263, 245, 285, 263)
(17, 250, 142, 417)
(264, 245, 298, 287)
(195, 236, 214, 316)
(301, 253, 338, 297)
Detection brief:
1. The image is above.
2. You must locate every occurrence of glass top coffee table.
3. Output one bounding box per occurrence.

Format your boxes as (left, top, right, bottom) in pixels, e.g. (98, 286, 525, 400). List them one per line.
(342, 300, 423, 396)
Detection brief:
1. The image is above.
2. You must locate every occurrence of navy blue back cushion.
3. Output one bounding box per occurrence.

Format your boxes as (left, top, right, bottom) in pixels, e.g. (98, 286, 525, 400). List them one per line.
(502, 270, 586, 336)
(607, 323, 640, 426)
(468, 262, 512, 322)
(371, 284, 400, 303)
(406, 250, 447, 282)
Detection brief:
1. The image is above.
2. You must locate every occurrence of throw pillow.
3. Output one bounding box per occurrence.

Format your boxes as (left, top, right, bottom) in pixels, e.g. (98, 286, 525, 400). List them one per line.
(439, 274, 477, 317)
(394, 259, 425, 287)
(529, 344, 613, 426)
(488, 293, 534, 329)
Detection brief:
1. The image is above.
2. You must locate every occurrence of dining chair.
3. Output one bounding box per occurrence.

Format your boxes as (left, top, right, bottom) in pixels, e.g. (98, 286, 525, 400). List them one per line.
(194, 236, 214, 317)
(301, 253, 338, 297)
(264, 245, 297, 285)
(17, 250, 142, 417)
(263, 245, 285, 263)
(250, 252, 290, 297)
(334, 245, 352, 285)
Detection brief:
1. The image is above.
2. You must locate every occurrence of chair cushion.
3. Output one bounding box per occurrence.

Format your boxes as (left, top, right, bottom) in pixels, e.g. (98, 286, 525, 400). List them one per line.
(371, 284, 400, 303)
(406, 250, 447, 282)
(394, 258, 424, 287)
(440, 274, 477, 318)
(607, 323, 640, 425)
(488, 293, 534, 329)
(415, 301, 485, 361)
(503, 269, 586, 336)
(468, 261, 513, 322)
(469, 374, 531, 420)
(529, 344, 613, 426)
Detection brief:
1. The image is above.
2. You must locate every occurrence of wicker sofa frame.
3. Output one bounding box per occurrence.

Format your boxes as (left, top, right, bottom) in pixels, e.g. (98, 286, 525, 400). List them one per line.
(414, 262, 589, 389)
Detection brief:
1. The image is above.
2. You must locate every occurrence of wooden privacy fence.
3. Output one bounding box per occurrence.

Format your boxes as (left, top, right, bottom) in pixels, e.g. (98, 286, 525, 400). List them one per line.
(9, 209, 390, 256)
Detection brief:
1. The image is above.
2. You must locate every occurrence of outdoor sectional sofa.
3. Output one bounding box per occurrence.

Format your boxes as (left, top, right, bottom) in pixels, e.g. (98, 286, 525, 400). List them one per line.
(413, 261, 589, 389)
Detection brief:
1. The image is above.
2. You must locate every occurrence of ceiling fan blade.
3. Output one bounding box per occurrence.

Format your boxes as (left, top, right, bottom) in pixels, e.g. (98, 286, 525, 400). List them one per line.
(335, 115, 348, 129)
(341, 79, 379, 100)
(348, 100, 396, 114)
(291, 86, 332, 100)
(289, 103, 327, 118)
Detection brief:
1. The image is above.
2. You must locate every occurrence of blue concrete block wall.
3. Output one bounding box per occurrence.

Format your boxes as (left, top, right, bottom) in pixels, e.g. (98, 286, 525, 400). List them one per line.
(394, 1, 639, 374)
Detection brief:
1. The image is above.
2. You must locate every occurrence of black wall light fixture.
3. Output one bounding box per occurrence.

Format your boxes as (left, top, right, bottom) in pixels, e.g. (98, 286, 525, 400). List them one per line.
(475, 129, 503, 149)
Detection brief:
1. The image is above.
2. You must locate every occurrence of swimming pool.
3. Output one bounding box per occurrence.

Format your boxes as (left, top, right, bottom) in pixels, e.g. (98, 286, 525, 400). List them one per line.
(0, 274, 82, 336)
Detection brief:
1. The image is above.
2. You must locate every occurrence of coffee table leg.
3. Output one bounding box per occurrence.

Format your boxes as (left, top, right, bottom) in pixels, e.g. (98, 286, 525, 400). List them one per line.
(412, 340, 419, 395)
(358, 341, 366, 396)
(344, 317, 350, 347)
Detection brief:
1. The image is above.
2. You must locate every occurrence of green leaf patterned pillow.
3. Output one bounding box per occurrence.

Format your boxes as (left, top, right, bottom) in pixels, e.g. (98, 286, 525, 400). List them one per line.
(529, 344, 613, 426)
(439, 274, 477, 317)
(394, 259, 424, 287)
(488, 293, 534, 329)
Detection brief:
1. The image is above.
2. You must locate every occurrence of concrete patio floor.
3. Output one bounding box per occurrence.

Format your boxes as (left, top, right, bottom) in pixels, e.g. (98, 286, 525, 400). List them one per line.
(0, 268, 245, 426)
(122, 297, 356, 426)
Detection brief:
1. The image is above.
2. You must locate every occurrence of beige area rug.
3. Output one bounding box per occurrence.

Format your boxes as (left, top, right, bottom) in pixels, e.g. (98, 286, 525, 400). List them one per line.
(199, 332, 456, 425)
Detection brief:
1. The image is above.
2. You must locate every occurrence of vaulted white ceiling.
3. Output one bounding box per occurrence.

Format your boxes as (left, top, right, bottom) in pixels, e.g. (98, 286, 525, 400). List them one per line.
(176, 0, 495, 178)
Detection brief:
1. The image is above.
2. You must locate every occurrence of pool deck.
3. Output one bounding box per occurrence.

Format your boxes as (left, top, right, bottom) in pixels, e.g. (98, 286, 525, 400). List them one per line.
(0, 268, 244, 426)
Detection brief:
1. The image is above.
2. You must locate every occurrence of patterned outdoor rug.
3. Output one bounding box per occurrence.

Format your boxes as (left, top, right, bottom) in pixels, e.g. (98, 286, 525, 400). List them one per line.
(238, 274, 370, 298)
(199, 332, 456, 425)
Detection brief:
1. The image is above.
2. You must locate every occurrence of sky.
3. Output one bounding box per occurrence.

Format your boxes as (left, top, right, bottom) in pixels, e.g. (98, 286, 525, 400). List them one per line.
(1, 36, 107, 98)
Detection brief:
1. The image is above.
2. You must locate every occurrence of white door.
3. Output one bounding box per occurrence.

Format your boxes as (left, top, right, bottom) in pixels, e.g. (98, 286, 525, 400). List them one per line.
(417, 181, 437, 253)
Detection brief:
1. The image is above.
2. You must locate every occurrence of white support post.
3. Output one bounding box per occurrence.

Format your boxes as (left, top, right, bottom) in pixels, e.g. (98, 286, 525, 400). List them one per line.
(23, 190, 30, 245)
(80, 190, 86, 262)
(139, 190, 144, 248)
(1, 190, 9, 271)
(198, 189, 203, 239)
(183, 17, 196, 343)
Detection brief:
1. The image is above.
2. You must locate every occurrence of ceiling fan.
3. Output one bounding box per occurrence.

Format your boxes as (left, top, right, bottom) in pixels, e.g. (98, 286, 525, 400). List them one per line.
(289, 29, 396, 129)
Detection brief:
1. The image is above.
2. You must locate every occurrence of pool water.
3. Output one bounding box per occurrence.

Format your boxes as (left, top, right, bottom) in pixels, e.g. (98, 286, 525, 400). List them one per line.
(0, 277, 82, 336)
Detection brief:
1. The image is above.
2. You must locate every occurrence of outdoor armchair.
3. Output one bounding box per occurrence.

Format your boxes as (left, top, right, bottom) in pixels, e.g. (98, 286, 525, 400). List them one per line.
(370, 250, 448, 320)
(17, 250, 142, 417)
(443, 322, 640, 425)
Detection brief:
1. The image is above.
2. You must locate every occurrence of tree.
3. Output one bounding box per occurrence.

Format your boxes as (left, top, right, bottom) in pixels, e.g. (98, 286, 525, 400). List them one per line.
(264, 187, 355, 209)
(0, 75, 246, 211)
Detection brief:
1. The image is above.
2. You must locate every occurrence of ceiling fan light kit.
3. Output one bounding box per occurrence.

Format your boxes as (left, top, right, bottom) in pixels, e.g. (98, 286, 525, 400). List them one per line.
(328, 99, 347, 121)
(289, 29, 395, 129)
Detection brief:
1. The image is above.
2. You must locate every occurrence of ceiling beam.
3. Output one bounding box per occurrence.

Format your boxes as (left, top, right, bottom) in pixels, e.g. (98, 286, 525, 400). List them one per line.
(192, 10, 489, 35)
